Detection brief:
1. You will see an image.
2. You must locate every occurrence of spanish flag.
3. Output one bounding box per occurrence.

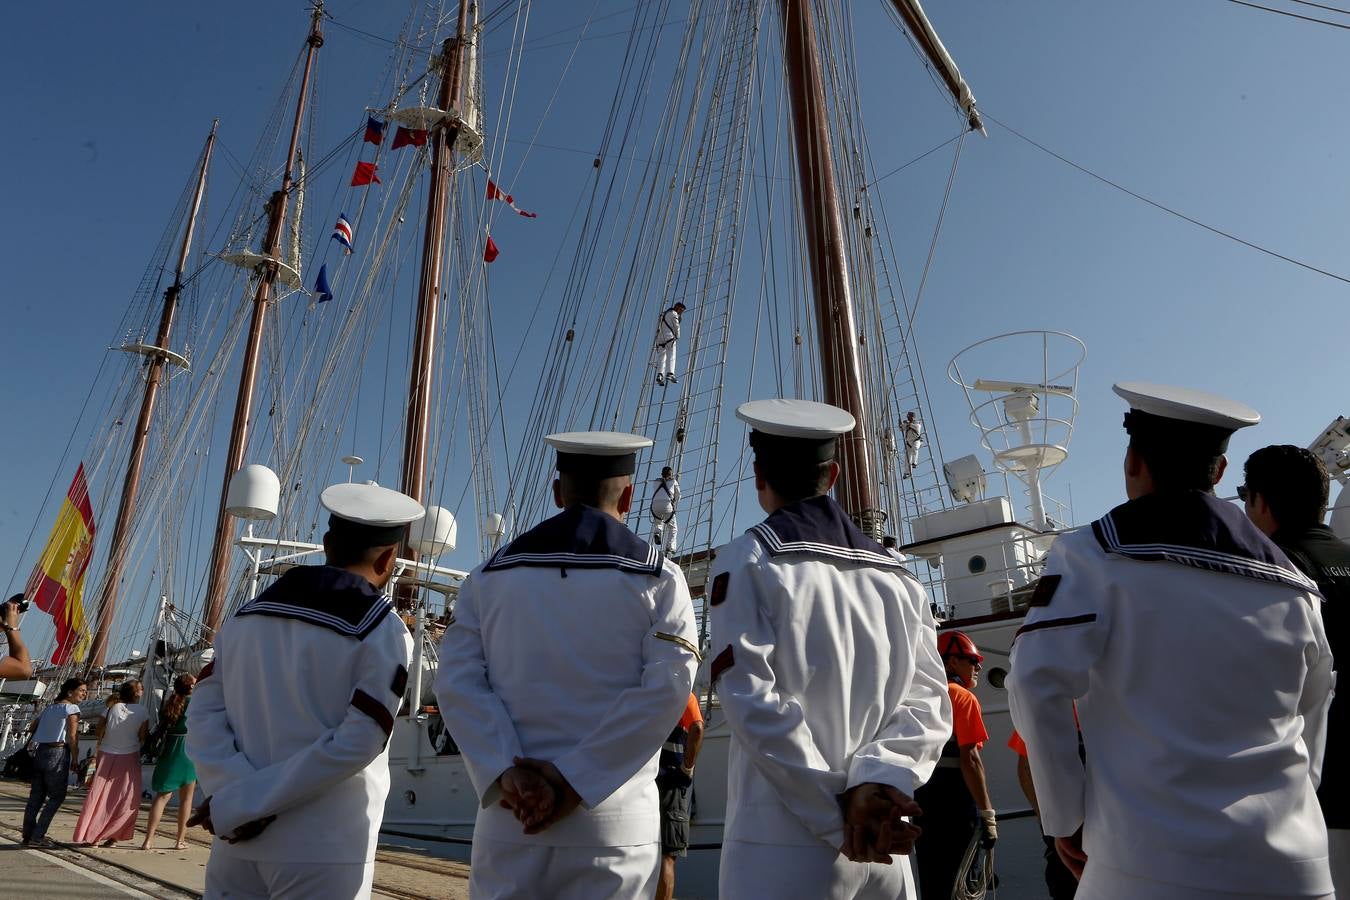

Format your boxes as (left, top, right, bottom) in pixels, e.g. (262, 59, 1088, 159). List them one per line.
(25, 464, 96, 665)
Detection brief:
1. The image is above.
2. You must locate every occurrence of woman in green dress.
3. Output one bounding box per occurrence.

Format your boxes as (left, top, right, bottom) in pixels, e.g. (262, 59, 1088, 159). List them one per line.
(140, 673, 197, 850)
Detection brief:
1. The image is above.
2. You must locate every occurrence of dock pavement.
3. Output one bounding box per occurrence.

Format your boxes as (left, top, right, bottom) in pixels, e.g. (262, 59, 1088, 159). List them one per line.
(0, 779, 469, 899)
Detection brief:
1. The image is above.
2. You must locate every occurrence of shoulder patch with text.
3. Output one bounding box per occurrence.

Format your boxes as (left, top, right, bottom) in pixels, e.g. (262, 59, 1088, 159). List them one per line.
(710, 572, 730, 607)
(1028, 574, 1062, 608)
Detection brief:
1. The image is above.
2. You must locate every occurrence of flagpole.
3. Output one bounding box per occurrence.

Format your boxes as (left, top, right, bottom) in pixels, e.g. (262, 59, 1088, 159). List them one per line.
(398, 0, 472, 602)
(200, 4, 325, 640)
(84, 121, 218, 676)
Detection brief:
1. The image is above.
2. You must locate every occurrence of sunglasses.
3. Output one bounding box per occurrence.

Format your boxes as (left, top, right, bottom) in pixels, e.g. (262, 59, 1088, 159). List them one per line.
(1237, 485, 1251, 503)
(952, 653, 983, 665)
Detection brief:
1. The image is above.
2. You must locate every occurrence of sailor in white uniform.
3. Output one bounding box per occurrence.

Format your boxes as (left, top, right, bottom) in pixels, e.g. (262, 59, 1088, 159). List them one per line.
(653, 302, 685, 387)
(650, 466, 680, 553)
(709, 399, 952, 900)
(435, 430, 699, 900)
(1008, 383, 1336, 900)
(901, 411, 922, 478)
(187, 481, 420, 900)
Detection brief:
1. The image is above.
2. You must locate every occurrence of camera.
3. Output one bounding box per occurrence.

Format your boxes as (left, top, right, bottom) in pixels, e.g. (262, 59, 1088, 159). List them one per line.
(6, 593, 28, 614)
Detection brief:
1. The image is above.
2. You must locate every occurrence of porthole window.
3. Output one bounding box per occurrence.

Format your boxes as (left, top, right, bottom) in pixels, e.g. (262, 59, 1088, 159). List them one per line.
(968, 555, 987, 574)
(987, 667, 1008, 690)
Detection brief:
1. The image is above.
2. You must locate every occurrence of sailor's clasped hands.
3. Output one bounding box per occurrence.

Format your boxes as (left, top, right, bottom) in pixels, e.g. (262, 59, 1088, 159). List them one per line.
(838, 782, 923, 864)
(497, 756, 583, 835)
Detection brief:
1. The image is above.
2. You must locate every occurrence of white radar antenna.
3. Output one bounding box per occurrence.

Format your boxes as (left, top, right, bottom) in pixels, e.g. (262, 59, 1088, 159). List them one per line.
(947, 331, 1086, 532)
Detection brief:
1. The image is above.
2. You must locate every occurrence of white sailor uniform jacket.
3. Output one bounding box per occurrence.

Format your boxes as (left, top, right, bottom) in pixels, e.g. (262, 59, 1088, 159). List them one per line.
(187, 566, 413, 863)
(708, 495, 951, 850)
(434, 505, 699, 847)
(650, 477, 679, 518)
(656, 308, 680, 346)
(1008, 491, 1334, 897)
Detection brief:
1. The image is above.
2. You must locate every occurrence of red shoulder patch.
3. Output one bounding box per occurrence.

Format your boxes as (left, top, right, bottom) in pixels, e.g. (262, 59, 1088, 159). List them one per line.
(710, 645, 735, 683)
(709, 572, 730, 607)
(1028, 574, 1062, 608)
(197, 660, 216, 681)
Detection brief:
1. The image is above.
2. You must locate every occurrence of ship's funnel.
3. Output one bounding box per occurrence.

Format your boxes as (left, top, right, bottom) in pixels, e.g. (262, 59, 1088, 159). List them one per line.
(409, 506, 457, 556)
(226, 464, 280, 520)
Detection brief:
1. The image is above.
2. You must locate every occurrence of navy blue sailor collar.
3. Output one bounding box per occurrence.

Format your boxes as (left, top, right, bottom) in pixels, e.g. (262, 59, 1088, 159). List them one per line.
(1091, 490, 1318, 593)
(750, 495, 905, 569)
(236, 565, 393, 640)
(483, 504, 663, 575)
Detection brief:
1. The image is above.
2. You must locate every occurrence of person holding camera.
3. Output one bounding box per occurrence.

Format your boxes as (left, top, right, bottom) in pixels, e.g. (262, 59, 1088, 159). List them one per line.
(1, 593, 34, 680)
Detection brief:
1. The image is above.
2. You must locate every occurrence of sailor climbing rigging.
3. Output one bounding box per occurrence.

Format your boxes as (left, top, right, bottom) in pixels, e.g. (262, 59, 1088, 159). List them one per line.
(901, 411, 923, 478)
(650, 466, 680, 553)
(653, 302, 686, 387)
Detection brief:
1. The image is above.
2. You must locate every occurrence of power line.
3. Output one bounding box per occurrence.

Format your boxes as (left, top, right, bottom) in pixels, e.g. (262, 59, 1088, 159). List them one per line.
(984, 112, 1350, 287)
(1217, 0, 1350, 30)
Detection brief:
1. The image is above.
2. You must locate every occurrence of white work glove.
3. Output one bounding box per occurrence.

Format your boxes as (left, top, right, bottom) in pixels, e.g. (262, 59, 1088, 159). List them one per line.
(978, 808, 998, 848)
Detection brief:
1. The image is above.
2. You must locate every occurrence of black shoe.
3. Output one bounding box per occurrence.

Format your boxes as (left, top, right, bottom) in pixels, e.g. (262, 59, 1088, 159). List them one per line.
(665, 373, 677, 384)
(655, 374, 665, 386)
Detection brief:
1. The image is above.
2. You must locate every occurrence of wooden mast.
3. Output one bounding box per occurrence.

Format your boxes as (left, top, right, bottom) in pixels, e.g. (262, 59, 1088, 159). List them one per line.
(778, 0, 882, 534)
(84, 122, 218, 674)
(200, 4, 324, 638)
(398, 0, 472, 592)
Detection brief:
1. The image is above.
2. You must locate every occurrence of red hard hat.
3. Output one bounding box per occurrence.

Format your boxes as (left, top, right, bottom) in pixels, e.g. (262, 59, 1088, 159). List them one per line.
(937, 630, 983, 663)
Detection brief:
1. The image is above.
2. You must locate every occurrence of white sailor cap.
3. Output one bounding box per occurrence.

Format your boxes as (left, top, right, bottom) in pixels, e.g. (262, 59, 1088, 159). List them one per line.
(736, 398, 855, 462)
(1114, 381, 1260, 454)
(321, 481, 425, 545)
(544, 431, 653, 478)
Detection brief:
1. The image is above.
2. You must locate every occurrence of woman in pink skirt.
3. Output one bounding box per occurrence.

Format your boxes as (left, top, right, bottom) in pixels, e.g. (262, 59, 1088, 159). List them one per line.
(72, 679, 148, 847)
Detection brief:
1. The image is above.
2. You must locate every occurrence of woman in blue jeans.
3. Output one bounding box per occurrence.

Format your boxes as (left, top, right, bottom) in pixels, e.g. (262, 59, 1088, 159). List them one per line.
(23, 677, 87, 846)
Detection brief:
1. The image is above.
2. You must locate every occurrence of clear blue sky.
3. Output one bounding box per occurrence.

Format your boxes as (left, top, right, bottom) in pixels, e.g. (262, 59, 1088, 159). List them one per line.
(3, 0, 1347, 663)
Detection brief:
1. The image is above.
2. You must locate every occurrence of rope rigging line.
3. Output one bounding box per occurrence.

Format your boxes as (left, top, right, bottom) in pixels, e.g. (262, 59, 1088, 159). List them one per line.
(984, 112, 1350, 286)
(1216, 0, 1350, 28)
(1284, 0, 1350, 12)
(906, 130, 964, 328)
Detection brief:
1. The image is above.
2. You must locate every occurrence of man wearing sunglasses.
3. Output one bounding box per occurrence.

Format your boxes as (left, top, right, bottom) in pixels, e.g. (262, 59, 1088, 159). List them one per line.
(1242, 444, 1350, 898)
(1008, 383, 1334, 900)
(913, 630, 997, 900)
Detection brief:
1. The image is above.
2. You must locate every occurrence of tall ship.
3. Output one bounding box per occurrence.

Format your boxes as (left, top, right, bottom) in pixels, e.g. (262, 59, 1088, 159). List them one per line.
(4, 2, 1348, 896)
